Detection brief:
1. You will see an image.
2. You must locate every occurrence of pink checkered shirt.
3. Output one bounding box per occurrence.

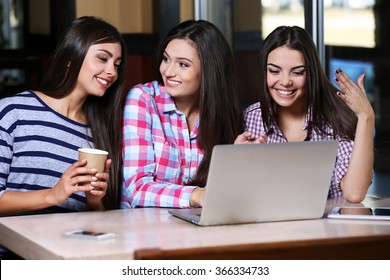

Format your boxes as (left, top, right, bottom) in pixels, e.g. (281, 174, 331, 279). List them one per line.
(121, 81, 203, 208)
(243, 102, 354, 198)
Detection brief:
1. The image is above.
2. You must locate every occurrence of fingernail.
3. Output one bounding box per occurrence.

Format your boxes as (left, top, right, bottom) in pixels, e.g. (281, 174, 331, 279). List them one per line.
(335, 69, 339, 74)
(363, 74, 366, 80)
(335, 78, 339, 82)
(338, 68, 343, 72)
(90, 168, 97, 172)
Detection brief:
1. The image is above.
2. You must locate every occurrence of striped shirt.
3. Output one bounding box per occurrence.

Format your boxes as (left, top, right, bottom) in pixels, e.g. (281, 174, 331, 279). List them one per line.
(0, 91, 94, 211)
(121, 81, 203, 208)
(243, 102, 353, 197)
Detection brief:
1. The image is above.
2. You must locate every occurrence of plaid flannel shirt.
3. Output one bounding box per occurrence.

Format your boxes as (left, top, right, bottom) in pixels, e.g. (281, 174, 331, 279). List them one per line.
(121, 81, 204, 208)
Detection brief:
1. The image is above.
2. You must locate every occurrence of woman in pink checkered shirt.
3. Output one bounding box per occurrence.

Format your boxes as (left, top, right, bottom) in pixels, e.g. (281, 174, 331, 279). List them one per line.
(121, 20, 242, 208)
(235, 26, 374, 203)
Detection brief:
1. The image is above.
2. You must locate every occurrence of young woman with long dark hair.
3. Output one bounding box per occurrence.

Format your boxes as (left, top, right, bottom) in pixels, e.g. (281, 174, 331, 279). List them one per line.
(236, 26, 374, 203)
(122, 20, 242, 208)
(0, 16, 127, 214)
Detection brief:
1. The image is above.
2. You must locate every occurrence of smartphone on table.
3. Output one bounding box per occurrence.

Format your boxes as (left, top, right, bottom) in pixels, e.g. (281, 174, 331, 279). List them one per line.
(64, 230, 116, 240)
(328, 206, 390, 220)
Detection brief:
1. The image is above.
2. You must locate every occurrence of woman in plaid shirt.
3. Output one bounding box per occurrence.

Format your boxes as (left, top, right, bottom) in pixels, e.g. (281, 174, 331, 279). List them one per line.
(235, 26, 374, 203)
(121, 20, 242, 208)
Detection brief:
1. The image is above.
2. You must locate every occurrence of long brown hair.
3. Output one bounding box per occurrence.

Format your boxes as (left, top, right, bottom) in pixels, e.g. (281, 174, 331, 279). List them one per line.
(154, 20, 243, 186)
(39, 16, 127, 209)
(258, 26, 357, 140)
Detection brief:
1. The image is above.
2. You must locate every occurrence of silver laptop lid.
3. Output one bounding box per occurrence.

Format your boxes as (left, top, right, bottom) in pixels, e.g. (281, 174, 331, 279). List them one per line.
(198, 141, 338, 226)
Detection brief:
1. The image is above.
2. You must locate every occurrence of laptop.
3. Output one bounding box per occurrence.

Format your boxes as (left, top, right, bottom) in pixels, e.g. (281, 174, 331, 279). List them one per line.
(169, 141, 339, 226)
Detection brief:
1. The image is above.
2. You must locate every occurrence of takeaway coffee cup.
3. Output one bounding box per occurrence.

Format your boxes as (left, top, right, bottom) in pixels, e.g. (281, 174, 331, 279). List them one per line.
(78, 148, 108, 173)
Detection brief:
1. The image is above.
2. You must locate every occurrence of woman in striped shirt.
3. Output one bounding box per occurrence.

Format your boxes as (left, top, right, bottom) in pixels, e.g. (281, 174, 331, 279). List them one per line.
(0, 16, 127, 215)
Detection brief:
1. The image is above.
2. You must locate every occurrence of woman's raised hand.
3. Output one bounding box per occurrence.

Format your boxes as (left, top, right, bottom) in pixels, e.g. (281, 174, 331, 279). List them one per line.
(234, 131, 268, 144)
(334, 68, 374, 120)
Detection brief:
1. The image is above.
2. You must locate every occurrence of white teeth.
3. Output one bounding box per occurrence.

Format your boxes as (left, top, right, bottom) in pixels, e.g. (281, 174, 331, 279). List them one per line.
(167, 79, 181, 86)
(277, 90, 293, 95)
(97, 77, 108, 85)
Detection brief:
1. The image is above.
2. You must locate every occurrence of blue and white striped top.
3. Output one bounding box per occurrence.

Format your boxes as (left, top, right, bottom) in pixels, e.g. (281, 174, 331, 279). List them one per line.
(0, 90, 94, 211)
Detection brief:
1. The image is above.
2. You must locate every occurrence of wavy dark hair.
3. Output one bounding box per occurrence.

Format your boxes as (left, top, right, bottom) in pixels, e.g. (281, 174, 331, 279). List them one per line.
(154, 20, 243, 187)
(258, 25, 357, 140)
(39, 16, 127, 209)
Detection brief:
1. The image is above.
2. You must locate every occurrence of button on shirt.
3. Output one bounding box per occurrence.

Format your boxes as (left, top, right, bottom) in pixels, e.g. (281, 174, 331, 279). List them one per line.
(243, 102, 354, 198)
(121, 81, 203, 208)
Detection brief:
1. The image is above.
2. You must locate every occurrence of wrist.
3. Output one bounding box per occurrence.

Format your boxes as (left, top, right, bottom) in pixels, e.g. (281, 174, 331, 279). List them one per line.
(45, 189, 60, 207)
(357, 109, 375, 123)
(189, 187, 205, 207)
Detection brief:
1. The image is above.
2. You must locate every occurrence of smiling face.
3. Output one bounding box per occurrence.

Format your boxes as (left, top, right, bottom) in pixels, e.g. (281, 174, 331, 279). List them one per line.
(75, 42, 122, 97)
(266, 46, 307, 111)
(159, 39, 201, 103)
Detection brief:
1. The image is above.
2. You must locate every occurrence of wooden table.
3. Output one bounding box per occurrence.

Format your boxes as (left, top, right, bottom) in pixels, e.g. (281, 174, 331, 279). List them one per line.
(0, 196, 390, 259)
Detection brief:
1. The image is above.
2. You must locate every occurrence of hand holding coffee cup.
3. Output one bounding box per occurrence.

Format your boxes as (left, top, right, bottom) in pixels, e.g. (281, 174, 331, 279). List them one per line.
(78, 148, 109, 187)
